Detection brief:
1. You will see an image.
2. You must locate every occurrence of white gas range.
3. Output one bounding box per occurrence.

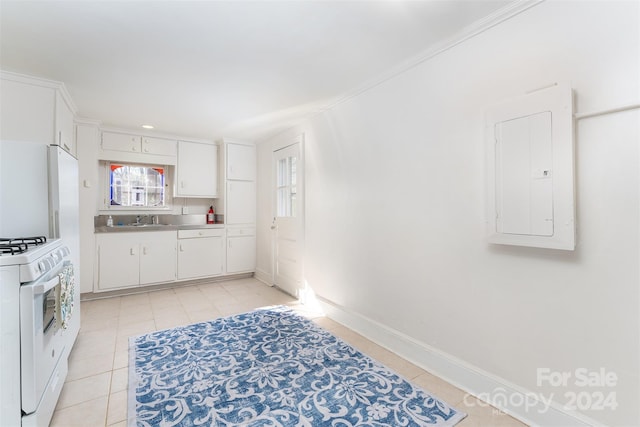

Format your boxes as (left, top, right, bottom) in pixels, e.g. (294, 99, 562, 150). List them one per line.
(0, 236, 77, 427)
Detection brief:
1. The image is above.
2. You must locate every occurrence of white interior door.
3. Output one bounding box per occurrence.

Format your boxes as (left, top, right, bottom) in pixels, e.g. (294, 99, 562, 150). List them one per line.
(272, 141, 303, 297)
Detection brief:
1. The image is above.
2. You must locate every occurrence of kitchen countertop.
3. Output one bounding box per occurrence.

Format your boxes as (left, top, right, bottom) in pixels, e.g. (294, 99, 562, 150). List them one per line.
(95, 223, 225, 233)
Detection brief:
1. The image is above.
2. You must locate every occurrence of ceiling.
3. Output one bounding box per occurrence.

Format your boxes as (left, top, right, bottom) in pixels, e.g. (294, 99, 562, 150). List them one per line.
(0, 0, 512, 142)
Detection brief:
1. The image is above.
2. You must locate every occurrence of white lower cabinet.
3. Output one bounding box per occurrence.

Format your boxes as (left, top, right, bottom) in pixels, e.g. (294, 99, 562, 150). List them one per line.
(226, 228, 256, 274)
(96, 231, 176, 291)
(96, 234, 140, 290)
(139, 233, 178, 285)
(177, 229, 224, 280)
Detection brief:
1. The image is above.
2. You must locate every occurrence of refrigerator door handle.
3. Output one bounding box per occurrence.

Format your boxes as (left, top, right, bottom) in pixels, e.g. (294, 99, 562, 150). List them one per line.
(53, 210, 60, 238)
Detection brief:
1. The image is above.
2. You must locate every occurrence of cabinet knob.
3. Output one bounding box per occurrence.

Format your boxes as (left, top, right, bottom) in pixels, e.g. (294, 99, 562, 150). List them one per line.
(144, 148, 149, 153)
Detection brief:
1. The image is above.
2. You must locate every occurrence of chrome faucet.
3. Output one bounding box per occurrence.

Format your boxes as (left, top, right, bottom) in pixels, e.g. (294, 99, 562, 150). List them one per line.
(135, 215, 152, 225)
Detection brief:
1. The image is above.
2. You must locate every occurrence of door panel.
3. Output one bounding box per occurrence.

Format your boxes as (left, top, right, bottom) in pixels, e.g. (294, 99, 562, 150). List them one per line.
(273, 140, 303, 297)
(139, 235, 176, 285)
(97, 237, 139, 290)
(227, 181, 256, 225)
(227, 236, 256, 273)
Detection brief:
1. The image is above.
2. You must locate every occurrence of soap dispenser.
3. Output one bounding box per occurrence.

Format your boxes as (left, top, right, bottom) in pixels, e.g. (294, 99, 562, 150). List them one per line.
(106, 215, 114, 227)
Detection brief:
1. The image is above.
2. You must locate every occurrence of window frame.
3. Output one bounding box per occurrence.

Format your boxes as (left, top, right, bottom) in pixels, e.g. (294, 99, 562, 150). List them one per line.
(103, 162, 172, 211)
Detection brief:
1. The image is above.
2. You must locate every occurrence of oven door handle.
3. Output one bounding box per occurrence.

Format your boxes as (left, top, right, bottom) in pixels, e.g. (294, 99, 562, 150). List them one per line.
(33, 275, 60, 295)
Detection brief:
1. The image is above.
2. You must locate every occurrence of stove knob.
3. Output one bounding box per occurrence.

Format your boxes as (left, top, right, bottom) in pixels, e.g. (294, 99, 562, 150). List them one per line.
(37, 261, 45, 273)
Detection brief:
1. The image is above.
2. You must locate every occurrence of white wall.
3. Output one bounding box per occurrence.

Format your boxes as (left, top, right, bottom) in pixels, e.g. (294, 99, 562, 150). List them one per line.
(256, 1, 639, 425)
(76, 121, 100, 293)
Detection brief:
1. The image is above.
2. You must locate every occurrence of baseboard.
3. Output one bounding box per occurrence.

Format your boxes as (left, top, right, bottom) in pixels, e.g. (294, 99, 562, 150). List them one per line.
(81, 273, 253, 300)
(254, 268, 273, 286)
(316, 296, 602, 427)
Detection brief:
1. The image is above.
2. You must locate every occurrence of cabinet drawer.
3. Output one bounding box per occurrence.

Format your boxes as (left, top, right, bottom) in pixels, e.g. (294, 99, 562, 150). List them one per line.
(178, 228, 225, 239)
(226, 227, 255, 237)
(142, 136, 177, 156)
(102, 132, 141, 153)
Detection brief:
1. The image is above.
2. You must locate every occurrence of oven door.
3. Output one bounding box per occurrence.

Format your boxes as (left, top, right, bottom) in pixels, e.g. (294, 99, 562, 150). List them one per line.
(20, 261, 67, 414)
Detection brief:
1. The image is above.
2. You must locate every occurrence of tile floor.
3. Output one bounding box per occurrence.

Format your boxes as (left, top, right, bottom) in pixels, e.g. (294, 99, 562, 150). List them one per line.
(51, 277, 527, 426)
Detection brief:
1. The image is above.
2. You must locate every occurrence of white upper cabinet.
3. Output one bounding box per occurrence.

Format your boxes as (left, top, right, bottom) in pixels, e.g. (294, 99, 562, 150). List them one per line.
(1, 71, 77, 156)
(142, 136, 177, 156)
(100, 131, 177, 164)
(227, 142, 256, 181)
(226, 181, 256, 225)
(176, 140, 218, 198)
(102, 132, 141, 153)
(224, 141, 256, 226)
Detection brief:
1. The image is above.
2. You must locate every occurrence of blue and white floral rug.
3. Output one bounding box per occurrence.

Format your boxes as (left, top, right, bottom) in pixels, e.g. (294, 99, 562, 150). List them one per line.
(128, 306, 466, 427)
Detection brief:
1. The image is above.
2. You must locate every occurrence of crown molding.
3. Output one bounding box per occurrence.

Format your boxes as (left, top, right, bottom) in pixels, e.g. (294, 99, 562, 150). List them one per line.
(1, 69, 78, 114)
(315, 0, 545, 115)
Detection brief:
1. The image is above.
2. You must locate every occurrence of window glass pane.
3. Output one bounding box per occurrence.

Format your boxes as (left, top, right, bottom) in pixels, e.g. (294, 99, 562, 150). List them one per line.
(290, 157, 297, 187)
(277, 188, 288, 217)
(275, 153, 298, 218)
(110, 164, 165, 207)
(277, 158, 287, 187)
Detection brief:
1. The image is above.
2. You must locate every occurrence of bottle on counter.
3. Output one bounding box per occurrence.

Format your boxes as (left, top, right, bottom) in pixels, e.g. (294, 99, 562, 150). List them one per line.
(106, 215, 114, 227)
(207, 206, 215, 224)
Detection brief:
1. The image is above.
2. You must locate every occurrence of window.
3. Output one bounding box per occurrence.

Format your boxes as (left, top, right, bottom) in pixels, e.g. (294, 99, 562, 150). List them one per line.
(109, 163, 166, 208)
(276, 155, 297, 217)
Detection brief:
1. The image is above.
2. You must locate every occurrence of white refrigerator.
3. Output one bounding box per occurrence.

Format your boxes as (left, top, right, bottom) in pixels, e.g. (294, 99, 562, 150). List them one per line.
(0, 141, 81, 356)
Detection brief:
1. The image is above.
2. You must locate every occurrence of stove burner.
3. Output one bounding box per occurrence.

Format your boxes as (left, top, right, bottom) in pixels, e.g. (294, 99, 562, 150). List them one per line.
(0, 236, 47, 255)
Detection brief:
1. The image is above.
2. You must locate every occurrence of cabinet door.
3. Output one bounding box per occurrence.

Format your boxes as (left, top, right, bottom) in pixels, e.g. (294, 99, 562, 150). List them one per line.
(97, 235, 140, 290)
(139, 233, 176, 285)
(177, 236, 223, 280)
(102, 132, 141, 153)
(227, 143, 256, 181)
(0, 78, 56, 145)
(176, 141, 218, 197)
(226, 181, 256, 225)
(227, 236, 256, 273)
(55, 91, 75, 156)
(142, 136, 177, 156)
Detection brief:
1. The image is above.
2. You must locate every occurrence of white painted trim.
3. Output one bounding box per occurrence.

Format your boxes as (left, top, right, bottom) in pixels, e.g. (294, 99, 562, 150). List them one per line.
(74, 116, 102, 126)
(219, 137, 255, 147)
(254, 268, 273, 286)
(1, 69, 77, 113)
(100, 125, 215, 146)
(316, 295, 602, 427)
(574, 103, 640, 120)
(316, 0, 545, 114)
(252, 1, 546, 146)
